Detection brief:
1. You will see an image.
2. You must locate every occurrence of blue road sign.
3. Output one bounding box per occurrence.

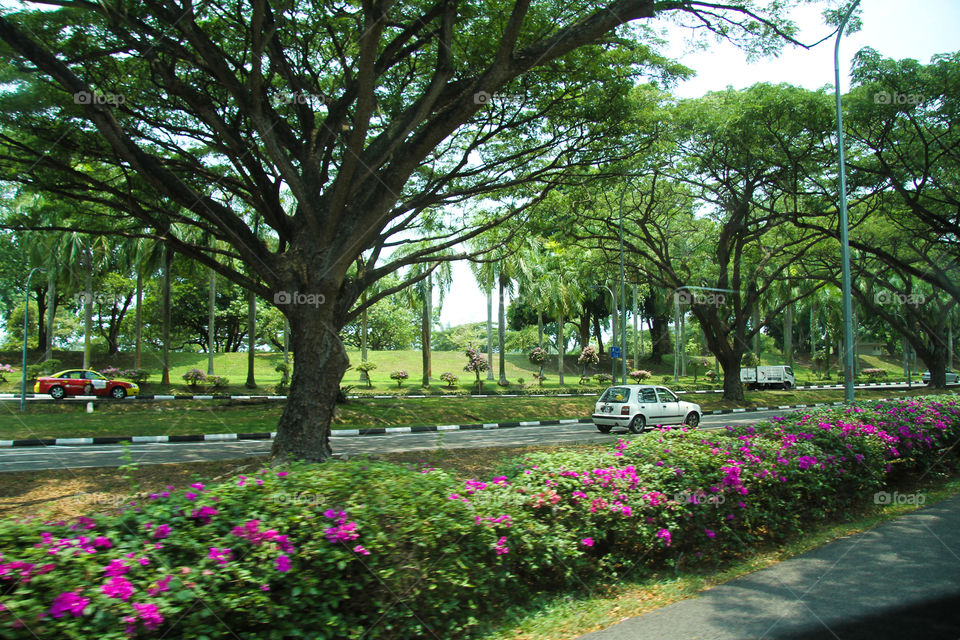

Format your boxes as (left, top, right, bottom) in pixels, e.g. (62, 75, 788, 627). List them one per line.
(610, 346, 621, 358)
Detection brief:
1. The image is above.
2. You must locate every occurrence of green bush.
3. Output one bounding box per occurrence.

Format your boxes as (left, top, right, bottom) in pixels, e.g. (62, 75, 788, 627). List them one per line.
(25, 358, 62, 382)
(1, 396, 957, 639)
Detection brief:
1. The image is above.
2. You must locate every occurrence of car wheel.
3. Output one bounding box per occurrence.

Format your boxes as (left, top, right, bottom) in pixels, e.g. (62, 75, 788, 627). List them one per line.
(783, 381, 792, 390)
(596, 424, 612, 434)
(684, 412, 700, 428)
(83, 384, 94, 396)
(49, 386, 65, 400)
(110, 386, 127, 399)
(628, 415, 646, 434)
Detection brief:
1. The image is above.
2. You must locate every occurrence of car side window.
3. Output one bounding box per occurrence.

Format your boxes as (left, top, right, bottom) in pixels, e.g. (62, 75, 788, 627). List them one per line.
(640, 388, 657, 403)
(656, 388, 677, 403)
(69, 371, 84, 379)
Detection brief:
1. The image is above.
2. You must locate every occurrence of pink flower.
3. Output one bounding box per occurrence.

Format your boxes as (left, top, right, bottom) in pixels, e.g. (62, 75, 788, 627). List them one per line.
(705, 529, 716, 538)
(208, 547, 232, 565)
(260, 584, 270, 591)
(102, 576, 134, 601)
(275, 555, 291, 572)
(353, 545, 370, 556)
(147, 575, 173, 596)
(49, 591, 89, 618)
(153, 524, 171, 539)
(131, 602, 164, 631)
(581, 538, 594, 547)
(656, 528, 672, 547)
(103, 559, 129, 577)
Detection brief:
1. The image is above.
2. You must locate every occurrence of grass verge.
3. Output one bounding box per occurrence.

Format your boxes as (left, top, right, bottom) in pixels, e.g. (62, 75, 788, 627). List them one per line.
(0, 387, 951, 440)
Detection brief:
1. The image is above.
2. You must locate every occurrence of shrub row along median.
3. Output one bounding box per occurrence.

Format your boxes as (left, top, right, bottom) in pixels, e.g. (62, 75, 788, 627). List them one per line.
(0, 395, 958, 639)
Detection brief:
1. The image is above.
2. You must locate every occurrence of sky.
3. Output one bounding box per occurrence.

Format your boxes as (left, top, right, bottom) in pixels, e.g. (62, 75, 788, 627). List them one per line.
(436, 0, 960, 329)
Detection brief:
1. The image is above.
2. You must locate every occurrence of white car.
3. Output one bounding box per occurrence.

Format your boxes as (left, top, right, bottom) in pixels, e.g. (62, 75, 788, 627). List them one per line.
(592, 384, 702, 434)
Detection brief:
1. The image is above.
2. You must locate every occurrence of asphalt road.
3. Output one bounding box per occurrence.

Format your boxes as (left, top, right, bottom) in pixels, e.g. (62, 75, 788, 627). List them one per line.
(0, 410, 786, 472)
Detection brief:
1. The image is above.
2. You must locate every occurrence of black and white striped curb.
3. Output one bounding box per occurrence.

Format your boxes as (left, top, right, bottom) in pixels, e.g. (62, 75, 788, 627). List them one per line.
(0, 400, 872, 449)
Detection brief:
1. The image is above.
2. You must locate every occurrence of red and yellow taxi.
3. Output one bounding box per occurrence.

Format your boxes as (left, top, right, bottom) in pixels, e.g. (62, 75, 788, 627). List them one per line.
(34, 369, 139, 400)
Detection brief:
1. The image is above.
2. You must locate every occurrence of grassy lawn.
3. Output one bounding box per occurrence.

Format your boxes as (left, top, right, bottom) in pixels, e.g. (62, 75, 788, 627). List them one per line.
(0, 387, 951, 440)
(0, 348, 922, 397)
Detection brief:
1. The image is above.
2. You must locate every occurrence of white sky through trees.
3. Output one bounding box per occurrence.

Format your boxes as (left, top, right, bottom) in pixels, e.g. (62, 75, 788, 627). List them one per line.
(438, 0, 960, 330)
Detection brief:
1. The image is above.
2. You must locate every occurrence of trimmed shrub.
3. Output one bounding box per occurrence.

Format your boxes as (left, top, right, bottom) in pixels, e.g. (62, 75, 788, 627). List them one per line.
(862, 368, 888, 380)
(181, 369, 206, 387)
(119, 369, 150, 385)
(1, 396, 956, 639)
(0, 363, 13, 383)
(206, 375, 229, 389)
(593, 373, 613, 385)
(439, 372, 458, 388)
(389, 370, 409, 388)
(629, 370, 652, 383)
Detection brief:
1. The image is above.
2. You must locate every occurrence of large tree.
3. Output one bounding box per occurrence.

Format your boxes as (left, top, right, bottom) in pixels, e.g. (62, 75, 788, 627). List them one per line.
(0, 1, 805, 460)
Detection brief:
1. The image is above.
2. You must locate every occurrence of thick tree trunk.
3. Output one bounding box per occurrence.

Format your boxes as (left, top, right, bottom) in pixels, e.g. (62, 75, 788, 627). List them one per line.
(245, 290, 257, 389)
(649, 312, 672, 364)
(498, 273, 507, 385)
(578, 313, 591, 353)
(271, 305, 349, 462)
(592, 314, 604, 354)
(36, 285, 47, 352)
(720, 351, 744, 400)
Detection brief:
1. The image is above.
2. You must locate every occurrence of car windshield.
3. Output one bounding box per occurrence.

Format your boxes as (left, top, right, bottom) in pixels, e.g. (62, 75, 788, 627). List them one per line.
(784, 366, 793, 376)
(600, 387, 630, 403)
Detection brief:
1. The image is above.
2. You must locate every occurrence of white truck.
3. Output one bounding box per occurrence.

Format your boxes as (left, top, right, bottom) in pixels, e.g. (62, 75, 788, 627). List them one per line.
(740, 365, 795, 390)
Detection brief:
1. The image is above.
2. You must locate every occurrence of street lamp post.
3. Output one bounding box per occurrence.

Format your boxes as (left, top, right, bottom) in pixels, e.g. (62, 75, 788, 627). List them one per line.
(21, 267, 45, 412)
(618, 188, 628, 384)
(834, 0, 861, 404)
(595, 284, 619, 383)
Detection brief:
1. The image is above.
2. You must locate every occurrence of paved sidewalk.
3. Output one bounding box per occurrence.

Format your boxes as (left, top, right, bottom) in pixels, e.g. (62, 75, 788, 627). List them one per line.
(578, 493, 960, 640)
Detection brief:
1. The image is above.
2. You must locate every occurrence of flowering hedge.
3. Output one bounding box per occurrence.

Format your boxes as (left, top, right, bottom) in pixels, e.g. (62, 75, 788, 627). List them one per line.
(1, 396, 958, 638)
